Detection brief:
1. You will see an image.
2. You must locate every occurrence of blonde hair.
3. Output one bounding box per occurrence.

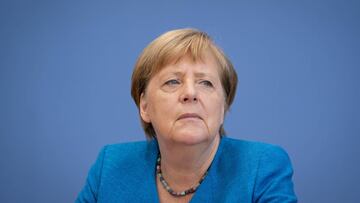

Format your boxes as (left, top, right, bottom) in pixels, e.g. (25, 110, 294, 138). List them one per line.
(131, 28, 238, 139)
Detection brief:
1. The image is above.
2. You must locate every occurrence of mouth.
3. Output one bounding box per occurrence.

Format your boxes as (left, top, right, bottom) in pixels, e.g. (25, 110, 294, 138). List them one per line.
(177, 113, 202, 121)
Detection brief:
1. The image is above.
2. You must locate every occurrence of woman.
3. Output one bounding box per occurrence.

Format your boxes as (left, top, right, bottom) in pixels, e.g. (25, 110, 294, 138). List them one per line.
(76, 28, 297, 203)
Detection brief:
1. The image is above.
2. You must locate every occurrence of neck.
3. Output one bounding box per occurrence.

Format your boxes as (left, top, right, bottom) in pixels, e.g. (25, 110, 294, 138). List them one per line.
(156, 135, 220, 191)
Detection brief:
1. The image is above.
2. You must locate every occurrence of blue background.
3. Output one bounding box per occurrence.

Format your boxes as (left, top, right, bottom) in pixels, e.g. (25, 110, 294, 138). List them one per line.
(1, 0, 359, 202)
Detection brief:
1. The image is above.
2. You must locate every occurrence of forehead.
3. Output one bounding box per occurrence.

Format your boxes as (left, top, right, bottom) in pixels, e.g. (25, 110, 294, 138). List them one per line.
(155, 51, 222, 78)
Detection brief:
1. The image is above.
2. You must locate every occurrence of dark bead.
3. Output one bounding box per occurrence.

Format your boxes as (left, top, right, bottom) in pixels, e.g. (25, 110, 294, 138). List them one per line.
(155, 153, 209, 197)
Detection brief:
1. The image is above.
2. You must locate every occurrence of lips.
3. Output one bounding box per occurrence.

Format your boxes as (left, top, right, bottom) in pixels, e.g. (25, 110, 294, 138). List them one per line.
(177, 113, 202, 120)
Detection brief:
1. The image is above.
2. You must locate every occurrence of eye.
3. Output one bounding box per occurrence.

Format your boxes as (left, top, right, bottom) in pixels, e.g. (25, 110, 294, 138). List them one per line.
(200, 80, 213, 87)
(164, 79, 180, 86)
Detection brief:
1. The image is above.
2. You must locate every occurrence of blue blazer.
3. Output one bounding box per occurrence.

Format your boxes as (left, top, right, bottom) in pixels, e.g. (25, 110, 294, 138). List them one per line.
(76, 137, 297, 202)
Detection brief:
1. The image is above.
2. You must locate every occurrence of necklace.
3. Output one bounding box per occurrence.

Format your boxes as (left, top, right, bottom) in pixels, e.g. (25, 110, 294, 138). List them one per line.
(156, 155, 209, 197)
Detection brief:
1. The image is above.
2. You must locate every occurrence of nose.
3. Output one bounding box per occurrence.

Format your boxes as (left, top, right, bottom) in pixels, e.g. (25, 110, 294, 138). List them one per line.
(179, 81, 198, 103)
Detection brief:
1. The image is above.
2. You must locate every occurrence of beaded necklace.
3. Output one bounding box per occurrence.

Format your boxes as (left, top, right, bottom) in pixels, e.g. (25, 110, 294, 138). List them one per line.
(156, 155, 209, 197)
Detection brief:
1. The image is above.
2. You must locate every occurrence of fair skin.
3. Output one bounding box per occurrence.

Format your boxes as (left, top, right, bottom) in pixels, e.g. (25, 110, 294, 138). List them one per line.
(140, 51, 226, 203)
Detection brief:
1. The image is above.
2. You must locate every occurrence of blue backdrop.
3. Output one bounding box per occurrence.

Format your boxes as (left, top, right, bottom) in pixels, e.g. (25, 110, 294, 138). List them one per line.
(1, 0, 359, 202)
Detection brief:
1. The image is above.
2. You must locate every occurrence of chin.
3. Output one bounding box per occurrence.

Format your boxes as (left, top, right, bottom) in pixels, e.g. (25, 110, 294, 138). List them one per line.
(172, 130, 211, 146)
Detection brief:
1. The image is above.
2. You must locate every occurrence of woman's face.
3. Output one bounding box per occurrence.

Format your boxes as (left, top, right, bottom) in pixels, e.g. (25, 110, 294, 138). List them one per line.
(140, 51, 225, 145)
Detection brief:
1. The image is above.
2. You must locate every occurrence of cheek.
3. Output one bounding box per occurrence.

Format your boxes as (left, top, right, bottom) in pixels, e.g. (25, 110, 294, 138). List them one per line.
(216, 100, 225, 123)
(148, 93, 176, 119)
(205, 95, 225, 124)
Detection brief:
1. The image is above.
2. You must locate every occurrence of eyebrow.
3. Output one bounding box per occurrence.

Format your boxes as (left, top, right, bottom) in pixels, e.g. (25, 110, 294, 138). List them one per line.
(161, 71, 214, 78)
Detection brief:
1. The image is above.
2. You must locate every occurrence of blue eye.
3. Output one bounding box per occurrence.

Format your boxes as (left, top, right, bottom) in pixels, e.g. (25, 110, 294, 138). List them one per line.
(164, 79, 180, 86)
(200, 80, 213, 87)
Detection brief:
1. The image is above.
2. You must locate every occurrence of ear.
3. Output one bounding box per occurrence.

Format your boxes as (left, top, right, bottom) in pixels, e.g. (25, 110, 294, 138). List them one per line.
(139, 93, 151, 123)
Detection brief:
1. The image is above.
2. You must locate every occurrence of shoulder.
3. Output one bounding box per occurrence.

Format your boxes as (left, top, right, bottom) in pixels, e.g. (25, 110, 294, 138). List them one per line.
(215, 137, 297, 202)
(217, 137, 292, 176)
(221, 136, 289, 160)
(102, 140, 156, 158)
(217, 137, 294, 185)
(76, 140, 159, 202)
(96, 140, 158, 198)
(98, 140, 158, 169)
(220, 137, 293, 178)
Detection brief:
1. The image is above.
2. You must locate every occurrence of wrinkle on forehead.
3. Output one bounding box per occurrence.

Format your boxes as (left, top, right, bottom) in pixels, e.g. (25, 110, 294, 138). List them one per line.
(160, 52, 222, 77)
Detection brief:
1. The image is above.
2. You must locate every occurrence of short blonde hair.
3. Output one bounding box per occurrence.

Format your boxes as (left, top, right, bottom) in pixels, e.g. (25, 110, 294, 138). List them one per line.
(131, 28, 238, 139)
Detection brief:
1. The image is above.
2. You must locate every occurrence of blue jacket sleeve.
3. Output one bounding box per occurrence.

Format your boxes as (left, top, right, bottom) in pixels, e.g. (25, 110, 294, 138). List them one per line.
(75, 146, 107, 203)
(253, 145, 297, 203)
